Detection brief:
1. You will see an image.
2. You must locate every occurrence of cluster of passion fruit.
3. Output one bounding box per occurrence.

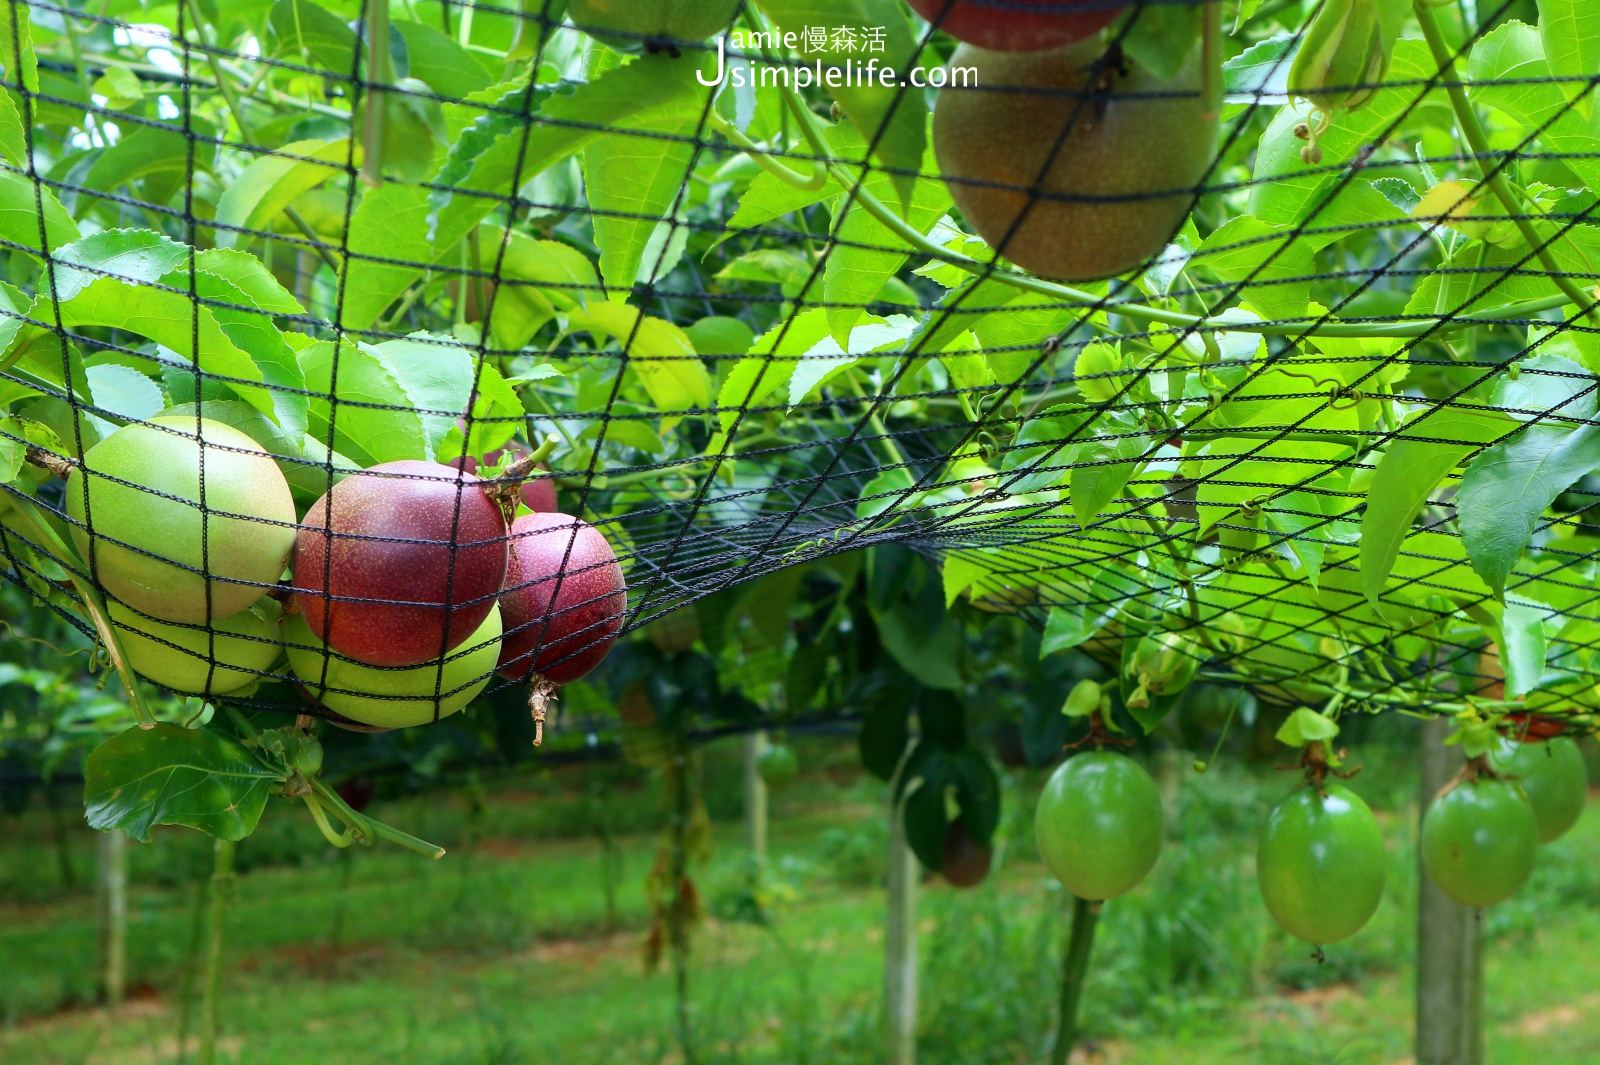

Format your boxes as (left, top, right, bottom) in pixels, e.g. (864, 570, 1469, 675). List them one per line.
(66, 417, 626, 729)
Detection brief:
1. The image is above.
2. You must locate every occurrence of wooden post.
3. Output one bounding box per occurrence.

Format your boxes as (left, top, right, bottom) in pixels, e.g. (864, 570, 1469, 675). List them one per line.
(742, 730, 768, 860)
(885, 785, 918, 1065)
(97, 829, 127, 1007)
(1416, 716, 1483, 1065)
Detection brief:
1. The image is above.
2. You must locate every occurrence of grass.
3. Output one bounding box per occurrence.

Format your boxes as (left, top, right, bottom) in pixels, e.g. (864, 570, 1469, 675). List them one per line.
(4, 736, 1600, 1064)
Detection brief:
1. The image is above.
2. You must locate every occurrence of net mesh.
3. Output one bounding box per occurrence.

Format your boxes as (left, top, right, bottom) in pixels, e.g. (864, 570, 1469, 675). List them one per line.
(0, 0, 1595, 737)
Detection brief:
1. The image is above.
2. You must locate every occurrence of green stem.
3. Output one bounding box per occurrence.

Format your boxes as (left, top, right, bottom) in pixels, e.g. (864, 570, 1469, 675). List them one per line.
(773, 70, 1571, 339)
(360, 0, 390, 188)
(198, 837, 235, 1065)
(1413, 0, 1599, 322)
(706, 110, 829, 192)
(311, 778, 446, 859)
(1050, 895, 1100, 1065)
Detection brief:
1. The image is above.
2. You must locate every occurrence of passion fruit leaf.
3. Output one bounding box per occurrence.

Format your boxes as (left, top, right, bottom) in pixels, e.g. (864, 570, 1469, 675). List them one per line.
(339, 182, 434, 333)
(184, 268, 311, 437)
(1194, 217, 1314, 323)
(566, 301, 711, 414)
(298, 339, 429, 465)
(1500, 597, 1551, 697)
(50, 229, 189, 303)
(724, 164, 843, 240)
(392, 20, 495, 102)
(1119, 2, 1201, 82)
(213, 138, 349, 249)
(194, 248, 305, 315)
(1458, 423, 1600, 598)
(84, 119, 216, 194)
(1359, 406, 1512, 609)
(84, 723, 281, 842)
(376, 333, 521, 457)
(83, 364, 161, 424)
(583, 101, 701, 294)
(1470, 21, 1600, 195)
(858, 689, 911, 782)
(0, 416, 22, 483)
(947, 746, 1000, 845)
(1537, 0, 1600, 92)
(1061, 679, 1102, 719)
(0, 169, 77, 256)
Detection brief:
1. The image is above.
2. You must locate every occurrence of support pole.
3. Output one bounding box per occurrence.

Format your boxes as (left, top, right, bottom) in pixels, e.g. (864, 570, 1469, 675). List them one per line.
(97, 830, 127, 1007)
(199, 838, 236, 1065)
(885, 788, 918, 1065)
(1416, 716, 1484, 1065)
(742, 730, 768, 861)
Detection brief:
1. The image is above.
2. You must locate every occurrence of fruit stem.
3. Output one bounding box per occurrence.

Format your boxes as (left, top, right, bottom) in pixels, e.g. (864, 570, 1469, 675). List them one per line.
(1412, 0, 1599, 323)
(0, 498, 155, 727)
(1050, 894, 1101, 1065)
(770, 68, 1573, 338)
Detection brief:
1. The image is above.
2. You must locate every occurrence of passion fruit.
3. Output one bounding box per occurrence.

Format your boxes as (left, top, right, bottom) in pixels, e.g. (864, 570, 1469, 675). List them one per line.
(1257, 784, 1386, 944)
(909, 0, 1126, 53)
(1421, 776, 1539, 907)
(496, 513, 626, 684)
(1034, 749, 1162, 900)
(1490, 736, 1588, 844)
(110, 598, 283, 696)
(292, 461, 508, 668)
(66, 418, 296, 624)
(932, 39, 1217, 281)
(284, 604, 502, 728)
(940, 817, 994, 888)
(567, 0, 740, 49)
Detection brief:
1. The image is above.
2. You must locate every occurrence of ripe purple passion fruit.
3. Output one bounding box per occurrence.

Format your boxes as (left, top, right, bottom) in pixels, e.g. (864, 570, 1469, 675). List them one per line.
(66, 418, 296, 624)
(285, 604, 501, 728)
(1490, 736, 1588, 844)
(909, 0, 1126, 53)
(1034, 749, 1162, 900)
(1257, 784, 1387, 945)
(496, 513, 626, 684)
(932, 39, 1218, 281)
(940, 818, 994, 888)
(1421, 776, 1539, 907)
(293, 461, 508, 668)
(110, 598, 283, 696)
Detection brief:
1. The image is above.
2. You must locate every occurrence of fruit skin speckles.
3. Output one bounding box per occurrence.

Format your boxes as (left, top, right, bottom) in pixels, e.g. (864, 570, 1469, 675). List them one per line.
(292, 460, 508, 668)
(495, 512, 626, 685)
(933, 39, 1217, 282)
(909, 0, 1126, 53)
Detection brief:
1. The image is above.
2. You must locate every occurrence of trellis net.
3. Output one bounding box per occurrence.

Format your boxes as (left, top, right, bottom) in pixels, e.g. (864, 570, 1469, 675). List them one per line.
(0, 0, 1595, 742)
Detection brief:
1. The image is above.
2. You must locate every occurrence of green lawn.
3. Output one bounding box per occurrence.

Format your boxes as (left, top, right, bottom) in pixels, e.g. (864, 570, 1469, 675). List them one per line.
(4, 745, 1600, 1064)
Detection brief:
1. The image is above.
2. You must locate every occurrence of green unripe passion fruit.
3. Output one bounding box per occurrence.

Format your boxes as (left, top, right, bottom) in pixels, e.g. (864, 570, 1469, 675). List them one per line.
(1034, 749, 1162, 900)
(66, 418, 296, 625)
(1421, 777, 1539, 907)
(1257, 784, 1386, 945)
(285, 605, 502, 728)
(1490, 736, 1588, 844)
(932, 39, 1218, 281)
(111, 598, 283, 696)
(567, 0, 740, 50)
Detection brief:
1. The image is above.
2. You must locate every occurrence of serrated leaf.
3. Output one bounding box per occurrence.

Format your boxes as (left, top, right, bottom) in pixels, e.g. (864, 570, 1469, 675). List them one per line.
(339, 181, 432, 332)
(84, 364, 162, 423)
(83, 723, 279, 842)
(0, 169, 78, 259)
(376, 332, 522, 457)
(393, 19, 495, 101)
(1194, 216, 1313, 323)
(0, 415, 23, 482)
(582, 100, 700, 294)
(195, 248, 305, 315)
(51, 229, 190, 303)
(1502, 596, 1551, 696)
(299, 339, 429, 465)
(724, 163, 841, 239)
(1536, 0, 1600, 110)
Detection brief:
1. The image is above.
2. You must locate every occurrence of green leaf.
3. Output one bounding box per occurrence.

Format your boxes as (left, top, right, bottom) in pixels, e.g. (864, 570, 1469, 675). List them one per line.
(393, 19, 495, 101)
(83, 723, 280, 842)
(900, 747, 950, 869)
(947, 747, 1000, 845)
(84, 364, 162, 423)
(566, 301, 711, 416)
(717, 308, 831, 432)
(1120, 2, 1201, 81)
(1469, 21, 1600, 193)
(52, 229, 190, 303)
(1359, 406, 1511, 608)
(376, 332, 523, 457)
(0, 169, 78, 258)
(54, 279, 283, 426)
(1194, 216, 1314, 322)
(162, 399, 359, 503)
(1457, 422, 1600, 597)
(724, 163, 841, 238)
(299, 340, 430, 465)
(339, 181, 432, 332)
(857, 466, 915, 520)
(0, 415, 23, 483)
(858, 690, 910, 781)
(1501, 596, 1551, 697)
(0, 2, 39, 96)
(824, 124, 950, 345)
(268, 0, 359, 71)
(195, 248, 305, 315)
(751, 0, 927, 207)
(1537, 0, 1600, 108)
(187, 267, 310, 437)
(480, 225, 599, 351)
(214, 138, 349, 248)
(582, 99, 700, 294)
(85, 120, 218, 196)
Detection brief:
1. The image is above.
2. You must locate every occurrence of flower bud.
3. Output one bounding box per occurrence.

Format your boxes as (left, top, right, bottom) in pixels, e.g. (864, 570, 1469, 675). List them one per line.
(1288, 0, 1391, 116)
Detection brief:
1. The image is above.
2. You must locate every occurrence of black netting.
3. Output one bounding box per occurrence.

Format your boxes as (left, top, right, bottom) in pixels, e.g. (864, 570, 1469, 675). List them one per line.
(0, 0, 1596, 739)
